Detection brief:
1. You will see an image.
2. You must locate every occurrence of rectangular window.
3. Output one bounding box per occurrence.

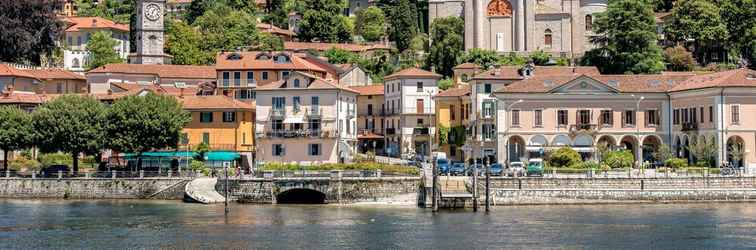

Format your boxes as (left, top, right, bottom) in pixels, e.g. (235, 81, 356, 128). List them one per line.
(308, 144, 321, 156)
(200, 112, 213, 123)
(416, 99, 424, 114)
(293, 96, 301, 113)
(709, 106, 713, 123)
(56, 83, 63, 93)
(416, 82, 423, 92)
(624, 110, 635, 126)
(482, 101, 494, 117)
(683, 108, 689, 123)
(601, 110, 613, 126)
(222, 112, 235, 122)
(673, 109, 679, 125)
(311, 96, 319, 106)
(234, 72, 241, 86)
(262, 71, 269, 80)
(417, 118, 424, 125)
(578, 110, 591, 124)
(450, 105, 456, 121)
(511, 110, 520, 126)
(367, 104, 373, 116)
(273, 144, 285, 156)
(246, 71, 254, 85)
(699, 107, 704, 124)
(202, 132, 210, 144)
(557, 110, 568, 126)
(534, 109, 543, 127)
(242, 133, 246, 145)
(484, 83, 492, 94)
(732, 105, 740, 124)
(282, 71, 290, 79)
(309, 119, 321, 130)
(482, 124, 495, 140)
(222, 72, 230, 87)
(272, 97, 285, 110)
(646, 110, 658, 127)
(691, 108, 697, 123)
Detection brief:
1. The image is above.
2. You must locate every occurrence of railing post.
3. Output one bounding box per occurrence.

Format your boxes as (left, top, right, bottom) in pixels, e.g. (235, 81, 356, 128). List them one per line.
(32, 172, 36, 179)
(376, 169, 382, 178)
(640, 179, 645, 191)
(139, 170, 144, 179)
(112, 170, 116, 179)
(57, 170, 62, 179)
(5, 170, 9, 178)
(168, 169, 172, 178)
(85, 172, 91, 179)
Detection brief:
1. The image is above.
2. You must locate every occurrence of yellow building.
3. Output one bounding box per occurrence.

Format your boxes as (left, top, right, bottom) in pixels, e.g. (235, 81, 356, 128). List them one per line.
(434, 84, 472, 162)
(177, 95, 255, 165)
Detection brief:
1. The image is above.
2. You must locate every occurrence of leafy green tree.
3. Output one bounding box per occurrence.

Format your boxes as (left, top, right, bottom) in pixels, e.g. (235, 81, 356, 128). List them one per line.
(549, 147, 582, 168)
(75, 0, 134, 23)
(379, 0, 419, 52)
(462, 48, 498, 70)
(653, 144, 675, 164)
(719, 0, 756, 68)
(106, 94, 191, 168)
(0, 0, 63, 65)
(186, 0, 218, 24)
(666, 0, 729, 65)
(165, 19, 212, 65)
(324, 48, 361, 64)
(355, 6, 386, 42)
(33, 95, 108, 174)
(262, 0, 290, 28)
(583, 0, 665, 74)
(0, 107, 33, 172)
(437, 78, 454, 90)
(358, 51, 396, 82)
(651, 0, 676, 12)
(603, 150, 634, 169)
(298, 0, 351, 42)
(499, 52, 528, 66)
(687, 136, 717, 167)
(194, 5, 258, 58)
(86, 31, 124, 70)
(530, 50, 552, 65)
(663, 46, 697, 71)
(409, 33, 429, 52)
(426, 16, 464, 78)
(255, 33, 284, 51)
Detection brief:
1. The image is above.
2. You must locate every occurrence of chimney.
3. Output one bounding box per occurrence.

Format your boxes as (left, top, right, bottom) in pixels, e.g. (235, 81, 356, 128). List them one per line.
(92, 18, 97, 27)
(106, 89, 113, 95)
(179, 88, 184, 98)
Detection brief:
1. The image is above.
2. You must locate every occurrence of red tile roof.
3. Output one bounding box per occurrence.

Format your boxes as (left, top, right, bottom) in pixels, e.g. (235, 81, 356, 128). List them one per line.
(497, 74, 694, 93)
(453, 63, 480, 70)
(257, 23, 296, 37)
(256, 72, 358, 94)
(22, 68, 84, 80)
(670, 68, 756, 92)
(472, 66, 600, 80)
(384, 68, 443, 81)
(284, 41, 390, 53)
(435, 84, 471, 97)
(88, 64, 216, 80)
(177, 95, 254, 110)
(0, 64, 39, 80)
(62, 16, 129, 32)
(110, 82, 199, 96)
(215, 51, 329, 74)
(0, 92, 50, 104)
(351, 84, 384, 96)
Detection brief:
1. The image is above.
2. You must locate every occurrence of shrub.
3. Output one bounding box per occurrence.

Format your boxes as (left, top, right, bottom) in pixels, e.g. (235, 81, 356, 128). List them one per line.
(548, 147, 582, 168)
(38, 153, 73, 167)
(603, 150, 634, 169)
(574, 161, 600, 169)
(663, 46, 696, 71)
(9, 156, 41, 171)
(530, 50, 551, 65)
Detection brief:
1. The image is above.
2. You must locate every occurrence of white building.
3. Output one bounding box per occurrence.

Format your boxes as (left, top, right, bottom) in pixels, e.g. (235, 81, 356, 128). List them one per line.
(383, 68, 442, 159)
(61, 17, 130, 73)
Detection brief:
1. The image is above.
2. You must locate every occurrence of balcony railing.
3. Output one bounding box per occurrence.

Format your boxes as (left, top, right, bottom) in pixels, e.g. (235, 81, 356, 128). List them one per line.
(271, 108, 285, 118)
(570, 124, 598, 132)
(414, 127, 430, 135)
(178, 143, 239, 151)
(682, 122, 698, 131)
(308, 106, 321, 117)
(385, 128, 396, 135)
(261, 129, 338, 138)
(347, 109, 356, 118)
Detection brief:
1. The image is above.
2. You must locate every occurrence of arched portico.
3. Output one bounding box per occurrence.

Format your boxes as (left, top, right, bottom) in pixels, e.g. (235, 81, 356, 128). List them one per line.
(507, 135, 526, 163)
(528, 135, 548, 158)
(620, 135, 640, 163)
(642, 135, 662, 164)
(727, 136, 746, 167)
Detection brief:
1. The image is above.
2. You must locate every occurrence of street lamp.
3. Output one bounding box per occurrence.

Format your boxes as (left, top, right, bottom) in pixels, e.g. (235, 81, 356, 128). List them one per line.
(632, 94, 645, 171)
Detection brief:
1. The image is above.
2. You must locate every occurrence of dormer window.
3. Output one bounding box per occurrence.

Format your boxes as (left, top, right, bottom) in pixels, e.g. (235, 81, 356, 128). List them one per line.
(255, 53, 271, 60)
(293, 79, 301, 88)
(226, 53, 243, 60)
(275, 54, 290, 63)
(520, 63, 535, 77)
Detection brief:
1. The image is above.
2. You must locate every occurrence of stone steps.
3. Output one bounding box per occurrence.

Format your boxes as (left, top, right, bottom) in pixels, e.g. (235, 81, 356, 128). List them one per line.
(184, 178, 226, 204)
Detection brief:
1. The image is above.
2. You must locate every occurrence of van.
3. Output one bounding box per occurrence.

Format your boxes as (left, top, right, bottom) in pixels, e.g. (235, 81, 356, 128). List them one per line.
(527, 159, 544, 177)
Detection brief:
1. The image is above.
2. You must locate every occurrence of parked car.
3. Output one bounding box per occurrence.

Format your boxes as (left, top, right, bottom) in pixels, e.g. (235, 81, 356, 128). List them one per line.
(527, 159, 544, 177)
(450, 162, 466, 176)
(436, 158, 450, 175)
(505, 162, 525, 177)
(40, 164, 70, 178)
(490, 163, 504, 176)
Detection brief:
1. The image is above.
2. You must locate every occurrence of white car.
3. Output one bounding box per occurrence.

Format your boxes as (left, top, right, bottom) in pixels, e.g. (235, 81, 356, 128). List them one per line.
(506, 162, 525, 177)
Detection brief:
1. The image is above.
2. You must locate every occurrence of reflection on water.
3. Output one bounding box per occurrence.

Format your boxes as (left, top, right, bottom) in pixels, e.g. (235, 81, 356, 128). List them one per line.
(2, 199, 756, 249)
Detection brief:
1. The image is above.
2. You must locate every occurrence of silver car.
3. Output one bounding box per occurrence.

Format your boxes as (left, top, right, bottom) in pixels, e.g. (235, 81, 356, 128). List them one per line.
(505, 162, 525, 177)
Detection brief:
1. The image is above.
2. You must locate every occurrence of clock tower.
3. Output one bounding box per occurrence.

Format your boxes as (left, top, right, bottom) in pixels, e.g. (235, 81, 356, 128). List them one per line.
(130, 0, 171, 64)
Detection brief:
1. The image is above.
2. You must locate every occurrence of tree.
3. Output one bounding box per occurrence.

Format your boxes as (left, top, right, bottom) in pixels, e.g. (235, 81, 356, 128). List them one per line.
(106, 94, 191, 168)
(663, 46, 697, 71)
(583, 0, 665, 74)
(0, 107, 33, 172)
(603, 150, 634, 169)
(687, 136, 718, 167)
(355, 6, 386, 42)
(462, 48, 499, 70)
(33, 95, 108, 174)
(653, 144, 675, 164)
(185, 0, 217, 24)
(262, 0, 290, 28)
(529, 50, 551, 65)
(729, 142, 745, 167)
(0, 0, 63, 65)
(720, 0, 756, 68)
(380, 0, 419, 52)
(194, 5, 258, 58)
(298, 0, 351, 42)
(255, 33, 284, 51)
(437, 78, 454, 90)
(86, 31, 123, 70)
(426, 16, 464, 78)
(165, 19, 212, 65)
(549, 147, 582, 168)
(666, 0, 729, 65)
(324, 48, 360, 64)
(75, 0, 134, 23)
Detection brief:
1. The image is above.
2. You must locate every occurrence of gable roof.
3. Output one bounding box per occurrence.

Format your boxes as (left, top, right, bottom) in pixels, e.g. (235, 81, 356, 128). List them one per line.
(22, 68, 85, 80)
(256, 71, 358, 94)
(472, 66, 600, 80)
(384, 68, 442, 81)
(177, 95, 254, 110)
(62, 16, 129, 32)
(351, 84, 384, 96)
(453, 62, 480, 70)
(284, 41, 390, 53)
(215, 51, 329, 73)
(110, 82, 199, 96)
(0, 64, 39, 80)
(496, 74, 694, 93)
(435, 84, 471, 97)
(257, 23, 296, 37)
(0, 92, 50, 104)
(88, 64, 216, 80)
(669, 68, 756, 92)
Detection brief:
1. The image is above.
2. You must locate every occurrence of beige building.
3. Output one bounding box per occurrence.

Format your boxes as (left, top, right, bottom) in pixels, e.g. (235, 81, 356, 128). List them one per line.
(493, 68, 756, 171)
(61, 17, 130, 72)
(429, 0, 606, 57)
(86, 64, 216, 94)
(0, 64, 86, 94)
(352, 85, 385, 154)
(255, 71, 358, 164)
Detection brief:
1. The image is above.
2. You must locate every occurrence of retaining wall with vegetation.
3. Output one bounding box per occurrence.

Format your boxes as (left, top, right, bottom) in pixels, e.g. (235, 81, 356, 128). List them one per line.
(0, 178, 189, 199)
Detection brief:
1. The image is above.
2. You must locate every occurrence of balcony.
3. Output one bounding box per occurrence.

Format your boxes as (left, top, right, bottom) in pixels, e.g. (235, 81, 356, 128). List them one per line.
(682, 122, 698, 132)
(385, 128, 396, 135)
(261, 129, 338, 139)
(413, 127, 430, 135)
(308, 106, 321, 117)
(178, 143, 239, 151)
(347, 109, 356, 118)
(570, 124, 598, 132)
(271, 108, 285, 118)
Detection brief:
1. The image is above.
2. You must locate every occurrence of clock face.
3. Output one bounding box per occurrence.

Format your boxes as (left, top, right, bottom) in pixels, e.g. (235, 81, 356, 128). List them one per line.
(145, 3, 161, 21)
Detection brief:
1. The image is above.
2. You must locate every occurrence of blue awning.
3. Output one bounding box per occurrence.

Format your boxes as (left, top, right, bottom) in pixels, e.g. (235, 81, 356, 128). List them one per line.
(206, 151, 240, 161)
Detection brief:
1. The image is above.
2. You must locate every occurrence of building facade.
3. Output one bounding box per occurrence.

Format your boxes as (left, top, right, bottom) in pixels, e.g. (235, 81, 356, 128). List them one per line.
(429, 0, 606, 57)
(61, 17, 130, 73)
(352, 85, 386, 154)
(255, 72, 358, 164)
(130, 0, 172, 64)
(434, 84, 472, 162)
(383, 68, 442, 159)
(0, 64, 86, 94)
(86, 64, 216, 94)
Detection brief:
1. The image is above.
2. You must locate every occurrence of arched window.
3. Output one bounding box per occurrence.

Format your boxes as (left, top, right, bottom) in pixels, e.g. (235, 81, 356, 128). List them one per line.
(585, 15, 593, 31)
(544, 29, 552, 47)
(72, 58, 80, 68)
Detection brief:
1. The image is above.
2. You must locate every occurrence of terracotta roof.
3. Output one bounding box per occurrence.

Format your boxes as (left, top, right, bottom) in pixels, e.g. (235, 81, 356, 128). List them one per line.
(284, 41, 390, 53)
(110, 82, 199, 96)
(257, 23, 296, 37)
(497, 74, 694, 93)
(177, 95, 254, 110)
(335, 64, 355, 71)
(256, 72, 358, 94)
(22, 68, 84, 80)
(384, 68, 443, 81)
(670, 68, 756, 92)
(351, 84, 384, 96)
(0, 92, 50, 104)
(88, 64, 216, 80)
(215, 51, 329, 74)
(62, 16, 129, 32)
(0, 64, 39, 80)
(453, 63, 480, 70)
(472, 66, 600, 80)
(435, 84, 471, 97)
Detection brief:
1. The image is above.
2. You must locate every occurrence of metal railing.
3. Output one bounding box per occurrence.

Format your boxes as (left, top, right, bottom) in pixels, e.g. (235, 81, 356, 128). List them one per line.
(0, 170, 201, 179)
(261, 129, 337, 138)
(682, 122, 698, 131)
(570, 123, 598, 132)
(271, 108, 285, 117)
(252, 170, 412, 178)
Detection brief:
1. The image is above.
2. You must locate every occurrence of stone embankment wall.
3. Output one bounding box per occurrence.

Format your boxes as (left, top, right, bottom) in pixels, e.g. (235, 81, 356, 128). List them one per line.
(0, 178, 189, 199)
(481, 177, 756, 205)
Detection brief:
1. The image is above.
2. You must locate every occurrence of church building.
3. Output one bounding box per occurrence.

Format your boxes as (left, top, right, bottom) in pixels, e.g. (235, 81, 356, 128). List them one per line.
(429, 0, 607, 58)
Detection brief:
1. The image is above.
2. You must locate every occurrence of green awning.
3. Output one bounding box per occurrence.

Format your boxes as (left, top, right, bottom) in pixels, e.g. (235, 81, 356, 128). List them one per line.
(206, 151, 240, 161)
(123, 151, 240, 161)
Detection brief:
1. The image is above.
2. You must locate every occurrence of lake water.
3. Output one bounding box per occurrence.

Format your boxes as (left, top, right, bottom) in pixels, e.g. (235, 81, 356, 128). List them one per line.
(1, 199, 756, 249)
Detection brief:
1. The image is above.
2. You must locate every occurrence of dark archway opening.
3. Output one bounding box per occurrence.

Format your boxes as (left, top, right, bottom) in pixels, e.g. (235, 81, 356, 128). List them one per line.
(276, 189, 326, 204)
